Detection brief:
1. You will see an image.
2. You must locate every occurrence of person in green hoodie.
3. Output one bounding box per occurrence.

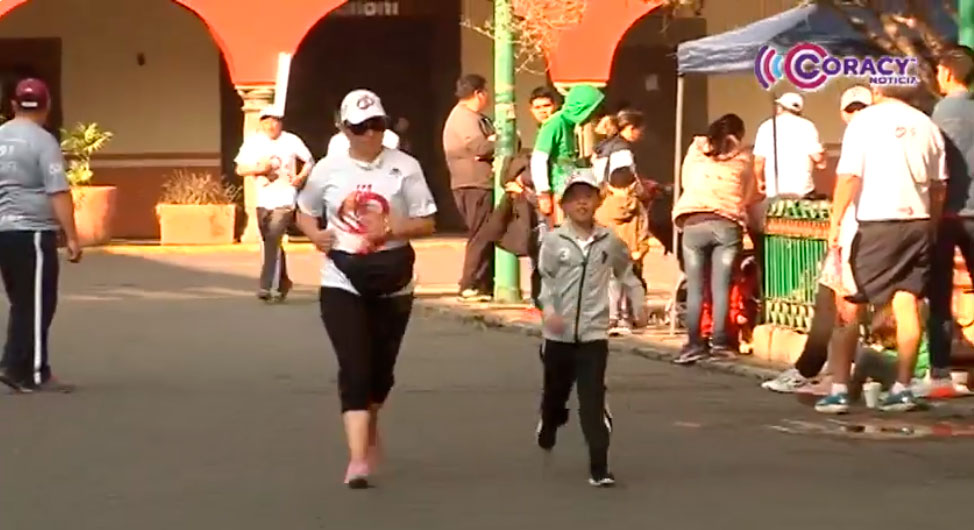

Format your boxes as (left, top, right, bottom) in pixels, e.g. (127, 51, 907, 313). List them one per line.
(531, 84, 605, 221)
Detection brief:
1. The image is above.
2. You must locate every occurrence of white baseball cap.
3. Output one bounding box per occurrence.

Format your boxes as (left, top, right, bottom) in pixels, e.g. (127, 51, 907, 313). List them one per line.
(561, 168, 601, 196)
(775, 92, 804, 113)
(340, 89, 388, 125)
(259, 105, 284, 120)
(840, 85, 873, 111)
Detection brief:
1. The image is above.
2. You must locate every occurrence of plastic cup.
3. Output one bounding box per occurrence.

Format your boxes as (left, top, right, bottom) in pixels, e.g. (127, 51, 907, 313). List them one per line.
(863, 381, 882, 409)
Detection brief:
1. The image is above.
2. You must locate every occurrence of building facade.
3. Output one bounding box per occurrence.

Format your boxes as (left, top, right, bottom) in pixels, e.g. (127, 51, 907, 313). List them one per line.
(0, 0, 834, 239)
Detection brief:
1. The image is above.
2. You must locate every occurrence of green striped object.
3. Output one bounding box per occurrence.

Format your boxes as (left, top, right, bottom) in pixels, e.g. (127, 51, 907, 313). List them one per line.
(763, 199, 831, 332)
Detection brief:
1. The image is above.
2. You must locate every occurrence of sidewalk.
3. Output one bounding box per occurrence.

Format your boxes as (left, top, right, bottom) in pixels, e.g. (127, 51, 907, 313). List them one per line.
(84, 240, 781, 381)
(415, 295, 783, 382)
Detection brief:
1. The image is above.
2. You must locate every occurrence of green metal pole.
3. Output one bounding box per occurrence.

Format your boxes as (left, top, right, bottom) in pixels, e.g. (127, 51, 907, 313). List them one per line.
(961, 0, 974, 49)
(493, 0, 521, 303)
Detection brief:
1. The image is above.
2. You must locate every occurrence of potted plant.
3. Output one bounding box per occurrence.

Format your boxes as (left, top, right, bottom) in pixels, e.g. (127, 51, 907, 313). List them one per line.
(156, 170, 240, 245)
(61, 122, 116, 246)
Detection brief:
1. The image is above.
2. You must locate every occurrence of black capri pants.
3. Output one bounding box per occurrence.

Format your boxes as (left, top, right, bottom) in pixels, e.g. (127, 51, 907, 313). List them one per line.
(319, 287, 414, 412)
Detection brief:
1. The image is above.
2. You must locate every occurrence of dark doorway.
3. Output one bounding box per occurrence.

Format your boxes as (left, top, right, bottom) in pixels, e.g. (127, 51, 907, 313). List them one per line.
(286, 3, 463, 230)
(287, 18, 434, 163)
(0, 38, 62, 136)
(604, 15, 707, 186)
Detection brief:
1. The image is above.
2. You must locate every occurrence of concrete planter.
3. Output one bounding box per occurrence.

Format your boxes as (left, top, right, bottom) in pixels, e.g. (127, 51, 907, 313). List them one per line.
(71, 186, 118, 247)
(156, 204, 236, 246)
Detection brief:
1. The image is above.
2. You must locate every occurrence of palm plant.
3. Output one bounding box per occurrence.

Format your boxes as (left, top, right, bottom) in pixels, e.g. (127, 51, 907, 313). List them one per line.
(60, 122, 113, 186)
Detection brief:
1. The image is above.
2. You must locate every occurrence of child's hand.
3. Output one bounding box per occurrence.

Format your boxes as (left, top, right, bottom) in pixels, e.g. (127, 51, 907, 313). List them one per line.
(544, 313, 566, 335)
(538, 193, 553, 215)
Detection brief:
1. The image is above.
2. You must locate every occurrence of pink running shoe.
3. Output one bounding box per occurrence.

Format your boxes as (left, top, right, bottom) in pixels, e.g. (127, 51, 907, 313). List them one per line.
(344, 460, 370, 489)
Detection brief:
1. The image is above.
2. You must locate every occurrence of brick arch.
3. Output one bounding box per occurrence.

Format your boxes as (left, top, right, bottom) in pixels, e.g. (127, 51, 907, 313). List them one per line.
(545, 0, 664, 85)
(0, 0, 350, 86)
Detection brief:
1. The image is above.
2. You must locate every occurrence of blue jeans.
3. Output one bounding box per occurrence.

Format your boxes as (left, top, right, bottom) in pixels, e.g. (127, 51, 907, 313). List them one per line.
(682, 219, 742, 348)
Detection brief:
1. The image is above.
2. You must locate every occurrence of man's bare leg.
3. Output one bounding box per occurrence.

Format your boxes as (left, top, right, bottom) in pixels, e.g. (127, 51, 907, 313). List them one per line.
(891, 291, 922, 385)
(814, 295, 863, 414)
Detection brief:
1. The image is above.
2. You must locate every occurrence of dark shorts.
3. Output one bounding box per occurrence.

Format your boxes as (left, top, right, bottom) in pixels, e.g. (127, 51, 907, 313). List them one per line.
(848, 220, 930, 306)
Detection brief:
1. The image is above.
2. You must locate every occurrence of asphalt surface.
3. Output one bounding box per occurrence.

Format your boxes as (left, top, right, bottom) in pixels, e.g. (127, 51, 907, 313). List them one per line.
(2, 251, 974, 530)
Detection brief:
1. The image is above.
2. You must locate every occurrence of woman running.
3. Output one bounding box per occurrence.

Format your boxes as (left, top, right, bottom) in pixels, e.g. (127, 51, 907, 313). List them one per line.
(295, 89, 437, 489)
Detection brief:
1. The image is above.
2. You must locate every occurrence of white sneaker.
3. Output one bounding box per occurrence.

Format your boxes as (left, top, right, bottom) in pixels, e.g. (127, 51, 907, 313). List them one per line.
(761, 368, 809, 393)
(608, 321, 632, 337)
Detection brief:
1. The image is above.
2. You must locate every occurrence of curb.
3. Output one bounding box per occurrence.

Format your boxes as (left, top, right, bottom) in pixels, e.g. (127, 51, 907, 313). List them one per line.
(415, 299, 783, 382)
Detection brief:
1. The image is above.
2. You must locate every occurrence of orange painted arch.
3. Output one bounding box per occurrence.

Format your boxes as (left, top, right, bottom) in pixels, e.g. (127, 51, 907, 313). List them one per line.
(542, 0, 665, 85)
(0, 0, 662, 86)
(0, 0, 349, 86)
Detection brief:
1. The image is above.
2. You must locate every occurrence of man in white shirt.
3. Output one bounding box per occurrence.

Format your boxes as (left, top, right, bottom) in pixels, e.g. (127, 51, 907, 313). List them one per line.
(235, 106, 314, 303)
(753, 92, 827, 198)
(829, 84, 947, 412)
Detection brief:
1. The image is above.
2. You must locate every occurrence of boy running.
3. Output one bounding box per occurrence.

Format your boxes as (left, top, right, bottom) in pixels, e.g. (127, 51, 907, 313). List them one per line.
(536, 169, 647, 487)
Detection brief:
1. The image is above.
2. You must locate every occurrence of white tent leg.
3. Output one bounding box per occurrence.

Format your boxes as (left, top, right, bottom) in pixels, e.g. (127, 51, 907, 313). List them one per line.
(670, 75, 685, 337)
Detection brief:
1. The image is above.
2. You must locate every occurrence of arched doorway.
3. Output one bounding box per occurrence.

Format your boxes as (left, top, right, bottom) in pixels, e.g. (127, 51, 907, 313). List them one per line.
(603, 12, 707, 185)
(285, 0, 463, 229)
(0, 0, 236, 239)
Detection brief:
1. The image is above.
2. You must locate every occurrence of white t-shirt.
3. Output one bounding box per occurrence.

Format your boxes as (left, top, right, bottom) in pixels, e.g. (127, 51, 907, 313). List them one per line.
(836, 100, 947, 221)
(296, 148, 438, 294)
(235, 131, 314, 209)
(753, 113, 824, 198)
(326, 130, 400, 159)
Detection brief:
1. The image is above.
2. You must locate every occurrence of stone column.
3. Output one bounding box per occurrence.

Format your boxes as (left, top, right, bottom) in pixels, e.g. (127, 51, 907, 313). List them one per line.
(235, 84, 275, 243)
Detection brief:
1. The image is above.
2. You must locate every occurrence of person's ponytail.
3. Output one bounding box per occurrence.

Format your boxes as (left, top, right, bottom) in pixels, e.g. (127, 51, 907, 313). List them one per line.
(704, 113, 745, 158)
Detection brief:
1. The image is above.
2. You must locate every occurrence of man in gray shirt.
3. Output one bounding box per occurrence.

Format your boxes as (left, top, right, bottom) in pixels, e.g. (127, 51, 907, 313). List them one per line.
(0, 78, 81, 393)
(928, 46, 974, 393)
(443, 74, 496, 302)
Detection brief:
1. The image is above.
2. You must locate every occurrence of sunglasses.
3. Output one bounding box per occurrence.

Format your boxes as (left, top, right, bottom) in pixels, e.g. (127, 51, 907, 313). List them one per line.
(345, 117, 388, 136)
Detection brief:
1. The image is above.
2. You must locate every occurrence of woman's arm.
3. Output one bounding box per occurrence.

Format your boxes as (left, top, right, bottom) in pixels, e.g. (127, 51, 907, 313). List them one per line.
(295, 211, 335, 253)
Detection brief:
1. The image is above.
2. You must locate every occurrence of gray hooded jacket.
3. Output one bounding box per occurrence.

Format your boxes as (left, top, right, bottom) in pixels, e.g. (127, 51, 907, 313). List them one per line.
(539, 223, 646, 343)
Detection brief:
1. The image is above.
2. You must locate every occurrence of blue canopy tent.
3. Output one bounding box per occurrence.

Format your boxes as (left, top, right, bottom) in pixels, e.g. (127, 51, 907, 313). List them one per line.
(677, 2, 956, 75)
(672, 1, 957, 191)
(666, 1, 956, 331)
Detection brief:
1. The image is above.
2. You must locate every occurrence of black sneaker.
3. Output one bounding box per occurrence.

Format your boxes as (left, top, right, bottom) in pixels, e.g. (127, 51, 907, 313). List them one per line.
(673, 344, 708, 365)
(536, 418, 559, 451)
(589, 470, 617, 488)
(28, 376, 76, 394)
(0, 368, 31, 394)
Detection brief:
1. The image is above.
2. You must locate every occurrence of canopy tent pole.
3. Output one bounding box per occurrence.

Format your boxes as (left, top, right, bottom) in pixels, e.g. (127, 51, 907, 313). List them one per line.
(670, 75, 686, 336)
(673, 75, 685, 246)
(770, 93, 779, 197)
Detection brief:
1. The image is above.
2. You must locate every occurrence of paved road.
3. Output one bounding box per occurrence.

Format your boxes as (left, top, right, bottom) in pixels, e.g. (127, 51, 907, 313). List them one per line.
(2, 252, 974, 530)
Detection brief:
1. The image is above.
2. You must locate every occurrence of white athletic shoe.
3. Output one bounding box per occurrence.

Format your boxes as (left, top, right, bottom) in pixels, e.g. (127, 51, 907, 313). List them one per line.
(762, 368, 809, 393)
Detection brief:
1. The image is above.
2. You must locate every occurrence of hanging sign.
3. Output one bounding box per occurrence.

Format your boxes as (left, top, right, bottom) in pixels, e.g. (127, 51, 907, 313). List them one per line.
(333, 1, 400, 17)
